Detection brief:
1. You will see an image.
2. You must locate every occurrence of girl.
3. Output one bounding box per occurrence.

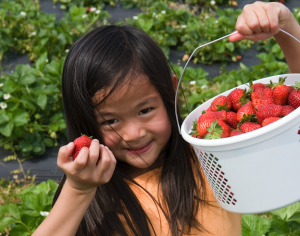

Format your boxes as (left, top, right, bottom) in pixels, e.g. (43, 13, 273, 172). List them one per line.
(33, 2, 300, 236)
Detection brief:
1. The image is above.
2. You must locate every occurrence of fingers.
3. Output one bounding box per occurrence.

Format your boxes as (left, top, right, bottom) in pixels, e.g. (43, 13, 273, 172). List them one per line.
(95, 145, 117, 182)
(234, 2, 283, 42)
(57, 142, 74, 168)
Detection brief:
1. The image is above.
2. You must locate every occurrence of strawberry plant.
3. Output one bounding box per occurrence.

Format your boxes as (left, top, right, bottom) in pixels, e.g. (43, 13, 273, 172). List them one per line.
(0, 179, 58, 236)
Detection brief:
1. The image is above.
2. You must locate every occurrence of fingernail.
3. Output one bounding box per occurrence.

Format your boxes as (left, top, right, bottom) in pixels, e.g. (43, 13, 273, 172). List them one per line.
(100, 144, 104, 147)
(93, 139, 99, 142)
(67, 142, 73, 149)
(104, 146, 109, 150)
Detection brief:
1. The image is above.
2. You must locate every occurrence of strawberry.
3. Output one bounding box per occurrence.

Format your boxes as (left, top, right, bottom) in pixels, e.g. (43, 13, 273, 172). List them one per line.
(287, 86, 295, 95)
(236, 101, 256, 122)
(230, 130, 243, 137)
(270, 77, 289, 105)
(72, 135, 93, 160)
(210, 95, 232, 111)
(239, 122, 261, 133)
(251, 82, 266, 91)
(227, 88, 250, 112)
(288, 82, 300, 109)
(197, 118, 216, 138)
(203, 120, 232, 139)
(251, 87, 274, 110)
(262, 117, 281, 127)
(281, 105, 295, 116)
(198, 110, 227, 123)
(256, 104, 283, 124)
(225, 111, 238, 129)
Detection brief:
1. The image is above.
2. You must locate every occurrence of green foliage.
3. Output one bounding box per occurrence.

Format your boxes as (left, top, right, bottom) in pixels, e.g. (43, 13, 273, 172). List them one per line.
(0, 179, 58, 235)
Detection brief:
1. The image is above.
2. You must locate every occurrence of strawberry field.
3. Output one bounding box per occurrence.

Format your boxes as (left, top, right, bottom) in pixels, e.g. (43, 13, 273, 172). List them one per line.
(1, 0, 300, 235)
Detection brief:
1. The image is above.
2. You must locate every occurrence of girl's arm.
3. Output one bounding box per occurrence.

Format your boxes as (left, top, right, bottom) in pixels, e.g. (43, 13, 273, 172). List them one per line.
(229, 1, 300, 73)
(32, 140, 117, 236)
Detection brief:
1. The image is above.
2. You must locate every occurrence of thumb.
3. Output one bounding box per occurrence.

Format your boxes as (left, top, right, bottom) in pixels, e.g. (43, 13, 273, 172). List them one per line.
(57, 142, 75, 168)
(229, 32, 245, 42)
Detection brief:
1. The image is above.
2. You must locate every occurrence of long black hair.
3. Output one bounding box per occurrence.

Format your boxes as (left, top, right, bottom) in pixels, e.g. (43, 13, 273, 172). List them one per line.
(53, 24, 210, 236)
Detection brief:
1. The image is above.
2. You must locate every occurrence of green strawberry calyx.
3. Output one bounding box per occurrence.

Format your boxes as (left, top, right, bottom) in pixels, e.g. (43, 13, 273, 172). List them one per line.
(204, 120, 223, 139)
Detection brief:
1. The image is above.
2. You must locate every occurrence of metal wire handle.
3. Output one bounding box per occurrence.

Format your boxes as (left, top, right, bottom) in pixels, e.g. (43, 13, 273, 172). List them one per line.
(175, 29, 300, 134)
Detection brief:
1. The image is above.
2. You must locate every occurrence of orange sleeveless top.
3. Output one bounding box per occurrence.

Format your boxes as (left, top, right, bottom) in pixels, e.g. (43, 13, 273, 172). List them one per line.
(122, 168, 241, 236)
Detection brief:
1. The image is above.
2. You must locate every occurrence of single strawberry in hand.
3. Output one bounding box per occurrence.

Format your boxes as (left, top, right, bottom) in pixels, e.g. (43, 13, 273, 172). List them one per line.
(270, 77, 289, 105)
(288, 81, 300, 109)
(72, 134, 93, 160)
(210, 95, 232, 111)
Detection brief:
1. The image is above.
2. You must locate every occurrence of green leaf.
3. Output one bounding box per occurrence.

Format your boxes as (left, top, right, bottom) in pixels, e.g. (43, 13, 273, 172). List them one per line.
(9, 224, 31, 236)
(35, 52, 48, 71)
(7, 203, 21, 220)
(12, 109, 29, 127)
(19, 140, 33, 153)
(0, 110, 9, 125)
(21, 74, 35, 85)
(269, 218, 290, 234)
(242, 215, 272, 236)
(37, 94, 47, 110)
(271, 202, 300, 223)
(3, 79, 19, 93)
(225, 42, 234, 52)
(0, 216, 16, 232)
(20, 194, 40, 212)
(0, 120, 14, 137)
(43, 138, 54, 147)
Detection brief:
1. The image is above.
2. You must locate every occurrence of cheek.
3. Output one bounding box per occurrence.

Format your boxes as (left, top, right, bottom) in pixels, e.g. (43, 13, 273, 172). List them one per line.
(150, 110, 172, 143)
(100, 130, 121, 149)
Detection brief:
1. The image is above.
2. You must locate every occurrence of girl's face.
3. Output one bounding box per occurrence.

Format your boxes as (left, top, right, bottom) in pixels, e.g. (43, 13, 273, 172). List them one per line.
(94, 75, 172, 175)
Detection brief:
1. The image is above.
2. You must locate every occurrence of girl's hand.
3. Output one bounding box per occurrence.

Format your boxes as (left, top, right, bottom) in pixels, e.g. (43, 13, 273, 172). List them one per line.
(229, 1, 292, 42)
(57, 139, 116, 193)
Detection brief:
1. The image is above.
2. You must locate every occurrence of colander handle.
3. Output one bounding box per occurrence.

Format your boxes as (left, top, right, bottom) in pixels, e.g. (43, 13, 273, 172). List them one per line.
(175, 29, 300, 134)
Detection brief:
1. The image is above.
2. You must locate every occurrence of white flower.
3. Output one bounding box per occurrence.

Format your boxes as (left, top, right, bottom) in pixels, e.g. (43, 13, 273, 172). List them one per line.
(210, 0, 216, 5)
(90, 7, 96, 12)
(82, 14, 87, 19)
(133, 16, 138, 20)
(215, 20, 218, 24)
(30, 32, 36, 36)
(40, 211, 49, 217)
(0, 102, 7, 109)
(65, 49, 69, 53)
(189, 81, 196, 85)
(161, 10, 166, 14)
(201, 85, 208, 89)
(205, 15, 209, 19)
(95, 10, 101, 14)
(3, 94, 11, 100)
(46, 59, 49, 63)
(152, 12, 156, 17)
(181, 25, 186, 28)
(14, 37, 17, 41)
(20, 11, 26, 16)
(298, 12, 300, 17)
(0, 83, 3, 87)
(156, 15, 158, 19)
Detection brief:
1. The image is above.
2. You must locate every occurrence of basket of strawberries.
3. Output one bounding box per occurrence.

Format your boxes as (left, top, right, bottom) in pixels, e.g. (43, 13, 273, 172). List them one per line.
(180, 74, 300, 214)
(174, 30, 300, 214)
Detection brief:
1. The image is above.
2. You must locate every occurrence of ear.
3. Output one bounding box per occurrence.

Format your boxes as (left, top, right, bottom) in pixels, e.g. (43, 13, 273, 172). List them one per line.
(171, 74, 178, 92)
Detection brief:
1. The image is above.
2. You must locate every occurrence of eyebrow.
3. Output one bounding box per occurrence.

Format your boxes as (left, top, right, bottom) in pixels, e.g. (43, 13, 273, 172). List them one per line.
(99, 96, 159, 117)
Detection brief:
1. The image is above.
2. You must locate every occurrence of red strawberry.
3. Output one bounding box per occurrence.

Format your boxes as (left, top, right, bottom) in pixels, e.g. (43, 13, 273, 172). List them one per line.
(230, 130, 243, 137)
(256, 104, 283, 124)
(197, 118, 216, 138)
(226, 111, 238, 129)
(227, 88, 250, 112)
(287, 86, 295, 95)
(251, 82, 266, 91)
(262, 117, 281, 127)
(198, 110, 227, 123)
(251, 87, 274, 110)
(281, 105, 295, 116)
(72, 135, 93, 160)
(239, 122, 261, 133)
(203, 120, 232, 139)
(288, 82, 300, 109)
(271, 77, 289, 105)
(210, 95, 232, 111)
(236, 101, 256, 122)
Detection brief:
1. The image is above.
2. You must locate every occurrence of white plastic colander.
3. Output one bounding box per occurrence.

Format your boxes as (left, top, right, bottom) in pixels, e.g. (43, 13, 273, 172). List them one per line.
(175, 30, 300, 214)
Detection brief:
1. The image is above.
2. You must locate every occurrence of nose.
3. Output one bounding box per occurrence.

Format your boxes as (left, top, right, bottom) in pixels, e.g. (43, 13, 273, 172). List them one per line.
(122, 121, 146, 142)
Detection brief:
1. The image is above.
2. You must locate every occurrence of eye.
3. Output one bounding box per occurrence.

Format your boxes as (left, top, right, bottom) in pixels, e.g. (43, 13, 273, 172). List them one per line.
(102, 119, 118, 125)
(139, 108, 152, 115)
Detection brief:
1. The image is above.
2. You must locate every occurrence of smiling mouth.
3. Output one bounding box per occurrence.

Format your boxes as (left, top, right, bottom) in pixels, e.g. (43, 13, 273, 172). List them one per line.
(125, 141, 153, 155)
